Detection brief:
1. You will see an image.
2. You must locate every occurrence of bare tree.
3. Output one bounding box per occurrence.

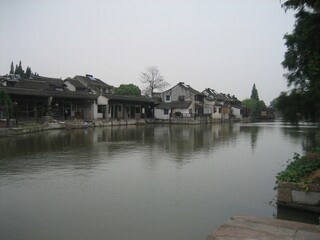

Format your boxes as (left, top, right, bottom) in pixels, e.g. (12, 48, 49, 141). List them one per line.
(140, 66, 169, 97)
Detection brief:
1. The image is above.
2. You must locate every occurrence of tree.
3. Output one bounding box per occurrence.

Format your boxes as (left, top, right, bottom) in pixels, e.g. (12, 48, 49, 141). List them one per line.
(17, 61, 24, 78)
(114, 84, 141, 96)
(13, 61, 25, 78)
(0, 89, 13, 125)
(140, 66, 169, 97)
(243, 84, 266, 118)
(25, 66, 32, 79)
(250, 83, 259, 101)
(242, 98, 266, 118)
(14, 64, 19, 75)
(270, 98, 277, 108)
(276, 0, 320, 122)
(10, 62, 14, 74)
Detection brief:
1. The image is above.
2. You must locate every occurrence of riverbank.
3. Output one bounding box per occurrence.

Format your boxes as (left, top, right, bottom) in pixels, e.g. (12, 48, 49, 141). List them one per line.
(0, 117, 247, 137)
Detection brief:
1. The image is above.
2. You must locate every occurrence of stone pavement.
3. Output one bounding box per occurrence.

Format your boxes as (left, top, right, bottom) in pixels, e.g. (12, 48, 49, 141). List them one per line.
(209, 215, 320, 240)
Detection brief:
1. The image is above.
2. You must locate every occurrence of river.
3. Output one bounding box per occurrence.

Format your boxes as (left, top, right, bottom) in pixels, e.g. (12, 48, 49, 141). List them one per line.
(0, 121, 319, 240)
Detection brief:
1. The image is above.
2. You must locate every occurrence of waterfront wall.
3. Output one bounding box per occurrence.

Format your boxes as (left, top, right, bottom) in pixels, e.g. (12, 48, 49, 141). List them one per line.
(0, 117, 248, 137)
(277, 181, 320, 212)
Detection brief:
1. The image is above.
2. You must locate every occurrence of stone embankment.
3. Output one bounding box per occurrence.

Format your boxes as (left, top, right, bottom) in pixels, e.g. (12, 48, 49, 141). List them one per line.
(0, 119, 152, 137)
(0, 117, 244, 137)
(277, 181, 320, 213)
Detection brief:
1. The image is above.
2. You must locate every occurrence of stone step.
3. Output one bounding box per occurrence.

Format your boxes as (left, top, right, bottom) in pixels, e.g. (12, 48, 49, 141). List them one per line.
(210, 215, 320, 240)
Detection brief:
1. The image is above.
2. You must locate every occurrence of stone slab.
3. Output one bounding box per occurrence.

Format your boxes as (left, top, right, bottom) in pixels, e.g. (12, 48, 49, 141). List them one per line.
(211, 215, 320, 240)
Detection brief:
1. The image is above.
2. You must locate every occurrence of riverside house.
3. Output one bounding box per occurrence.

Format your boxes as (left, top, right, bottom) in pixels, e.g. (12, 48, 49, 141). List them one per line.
(202, 88, 248, 121)
(202, 88, 231, 120)
(0, 75, 101, 122)
(154, 82, 205, 120)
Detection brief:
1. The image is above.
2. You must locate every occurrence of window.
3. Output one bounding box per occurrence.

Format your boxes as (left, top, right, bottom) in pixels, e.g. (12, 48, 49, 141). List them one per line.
(98, 105, 104, 113)
(164, 109, 169, 115)
(165, 95, 171, 101)
(178, 95, 184, 101)
(136, 107, 141, 114)
(218, 107, 222, 113)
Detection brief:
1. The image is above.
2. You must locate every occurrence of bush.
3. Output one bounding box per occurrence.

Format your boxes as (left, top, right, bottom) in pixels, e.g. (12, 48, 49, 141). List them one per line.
(276, 148, 320, 184)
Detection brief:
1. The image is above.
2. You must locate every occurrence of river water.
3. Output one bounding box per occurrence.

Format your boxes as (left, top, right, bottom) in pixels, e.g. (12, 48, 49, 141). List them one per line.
(0, 122, 319, 240)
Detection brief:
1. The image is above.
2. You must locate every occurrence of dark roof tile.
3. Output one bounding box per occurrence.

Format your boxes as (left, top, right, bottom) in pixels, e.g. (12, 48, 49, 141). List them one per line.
(156, 101, 192, 109)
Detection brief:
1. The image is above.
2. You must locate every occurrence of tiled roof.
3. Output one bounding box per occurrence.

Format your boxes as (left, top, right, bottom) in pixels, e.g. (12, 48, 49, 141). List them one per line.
(156, 101, 192, 109)
(204, 88, 229, 101)
(48, 91, 98, 100)
(65, 78, 87, 89)
(178, 82, 203, 95)
(31, 75, 65, 88)
(164, 82, 204, 96)
(106, 94, 157, 103)
(16, 79, 51, 90)
(74, 75, 113, 89)
(3, 87, 48, 97)
(3, 87, 98, 100)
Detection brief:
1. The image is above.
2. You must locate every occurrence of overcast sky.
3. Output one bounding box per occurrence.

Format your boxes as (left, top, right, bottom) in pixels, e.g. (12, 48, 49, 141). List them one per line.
(0, 0, 295, 104)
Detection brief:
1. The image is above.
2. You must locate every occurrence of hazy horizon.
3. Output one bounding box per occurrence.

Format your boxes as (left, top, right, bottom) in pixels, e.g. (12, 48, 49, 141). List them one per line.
(0, 0, 295, 104)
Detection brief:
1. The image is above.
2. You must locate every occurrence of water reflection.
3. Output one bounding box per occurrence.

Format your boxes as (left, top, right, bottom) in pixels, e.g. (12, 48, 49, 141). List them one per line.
(239, 126, 260, 150)
(277, 206, 320, 225)
(0, 129, 102, 175)
(281, 127, 320, 152)
(1, 123, 319, 174)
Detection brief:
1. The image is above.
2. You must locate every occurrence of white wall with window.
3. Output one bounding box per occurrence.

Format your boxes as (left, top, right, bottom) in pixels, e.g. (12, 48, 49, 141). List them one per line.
(154, 108, 171, 120)
(95, 95, 109, 119)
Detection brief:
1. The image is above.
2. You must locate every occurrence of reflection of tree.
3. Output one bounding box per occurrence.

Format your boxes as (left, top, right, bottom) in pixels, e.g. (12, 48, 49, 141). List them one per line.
(240, 126, 260, 150)
(281, 127, 320, 152)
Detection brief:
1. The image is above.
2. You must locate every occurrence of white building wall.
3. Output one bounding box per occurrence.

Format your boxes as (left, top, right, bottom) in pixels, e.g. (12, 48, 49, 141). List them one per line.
(212, 107, 223, 119)
(162, 84, 195, 102)
(204, 98, 213, 115)
(97, 95, 108, 105)
(83, 102, 96, 120)
(172, 108, 191, 117)
(154, 108, 171, 120)
(231, 107, 242, 119)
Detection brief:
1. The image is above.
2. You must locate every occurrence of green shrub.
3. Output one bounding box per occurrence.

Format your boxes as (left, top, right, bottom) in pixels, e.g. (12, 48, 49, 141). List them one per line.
(276, 148, 320, 184)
